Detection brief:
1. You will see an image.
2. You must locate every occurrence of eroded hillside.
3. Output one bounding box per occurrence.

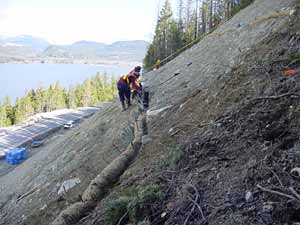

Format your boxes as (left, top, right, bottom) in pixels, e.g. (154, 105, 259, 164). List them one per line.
(0, 0, 299, 224)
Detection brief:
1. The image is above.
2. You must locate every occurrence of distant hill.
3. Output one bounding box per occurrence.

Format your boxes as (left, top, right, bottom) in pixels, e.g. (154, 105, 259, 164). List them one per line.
(71, 40, 107, 49)
(0, 36, 149, 65)
(0, 35, 50, 62)
(42, 40, 149, 63)
(0, 35, 50, 51)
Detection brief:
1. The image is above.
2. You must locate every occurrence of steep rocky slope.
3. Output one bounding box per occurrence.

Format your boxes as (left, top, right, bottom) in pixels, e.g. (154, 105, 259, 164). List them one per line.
(0, 0, 299, 224)
(77, 0, 300, 224)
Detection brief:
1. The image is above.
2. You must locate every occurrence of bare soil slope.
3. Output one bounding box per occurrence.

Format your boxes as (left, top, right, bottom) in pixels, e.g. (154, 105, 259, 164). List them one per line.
(76, 0, 300, 224)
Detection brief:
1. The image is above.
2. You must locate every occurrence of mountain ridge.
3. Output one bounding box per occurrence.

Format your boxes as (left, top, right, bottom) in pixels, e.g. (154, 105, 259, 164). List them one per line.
(0, 35, 50, 51)
(0, 35, 149, 65)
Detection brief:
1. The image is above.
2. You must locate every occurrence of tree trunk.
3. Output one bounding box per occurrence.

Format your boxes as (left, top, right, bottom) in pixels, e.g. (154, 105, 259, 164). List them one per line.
(194, 0, 199, 39)
(209, 0, 213, 30)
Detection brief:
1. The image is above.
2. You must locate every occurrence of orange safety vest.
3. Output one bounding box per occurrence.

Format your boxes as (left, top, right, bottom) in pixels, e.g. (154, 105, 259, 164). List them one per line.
(119, 71, 139, 84)
(120, 74, 130, 84)
(119, 71, 141, 91)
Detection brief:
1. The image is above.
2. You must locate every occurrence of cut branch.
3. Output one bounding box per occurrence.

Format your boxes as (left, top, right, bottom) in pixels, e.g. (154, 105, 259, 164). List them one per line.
(289, 187, 300, 201)
(16, 187, 39, 203)
(253, 93, 300, 101)
(117, 211, 129, 225)
(257, 184, 298, 201)
(183, 184, 205, 225)
(267, 168, 283, 187)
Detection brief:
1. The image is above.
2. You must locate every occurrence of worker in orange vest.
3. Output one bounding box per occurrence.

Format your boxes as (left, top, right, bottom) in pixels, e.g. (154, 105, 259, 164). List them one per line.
(117, 66, 142, 111)
(155, 59, 161, 70)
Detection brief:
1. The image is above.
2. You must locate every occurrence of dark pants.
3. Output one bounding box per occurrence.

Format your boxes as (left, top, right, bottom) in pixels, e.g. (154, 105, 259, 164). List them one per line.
(117, 81, 131, 105)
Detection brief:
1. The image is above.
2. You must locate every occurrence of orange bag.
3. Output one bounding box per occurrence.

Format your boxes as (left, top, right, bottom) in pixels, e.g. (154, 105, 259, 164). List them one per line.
(284, 70, 296, 75)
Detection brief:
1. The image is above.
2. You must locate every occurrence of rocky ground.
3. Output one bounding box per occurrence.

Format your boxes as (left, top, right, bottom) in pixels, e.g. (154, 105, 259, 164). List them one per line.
(0, 0, 299, 224)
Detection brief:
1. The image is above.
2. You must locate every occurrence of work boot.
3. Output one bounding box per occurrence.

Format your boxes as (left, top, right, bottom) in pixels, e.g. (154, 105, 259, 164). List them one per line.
(121, 102, 126, 111)
(127, 99, 131, 108)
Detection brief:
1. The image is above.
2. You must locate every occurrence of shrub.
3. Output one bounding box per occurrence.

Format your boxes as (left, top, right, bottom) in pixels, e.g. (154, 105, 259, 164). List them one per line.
(103, 196, 130, 225)
(137, 220, 151, 225)
(160, 142, 184, 169)
(104, 185, 162, 225)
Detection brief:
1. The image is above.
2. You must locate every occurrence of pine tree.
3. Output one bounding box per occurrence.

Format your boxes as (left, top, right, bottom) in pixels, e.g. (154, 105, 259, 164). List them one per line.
(144, 0, 255, 69)
(67, 85, 77, 108)
(82, 78, 92, 107)
(159, 0, 173, 58)
(62, 87, 68, 107)
(185, 0, 193, 30)
(46, 85, 54, 111)
(54, 81, 66, 109)
(23, 94, 35, 118)
(102, 72, 113, 101)
(201, 2, 208, 33)
(35, 83, 46, 113)
(178, 0, 184, 31)
(0, 101, 11, 127)
(143, 0, 175, 69)
(0, 103, 8, 127)
(143, 44, 157, 70)
(94, 72, 104, 103)
(90, 75, 99, 105)
(169, 19, 184, 54)
(26, 89, 36, 113)
(75, 83, 84, 107)
(3, 96, 13, 125)
(110, 76, 118, 99)
(194, 0, 199, 39)
(14, 94, 34, 124)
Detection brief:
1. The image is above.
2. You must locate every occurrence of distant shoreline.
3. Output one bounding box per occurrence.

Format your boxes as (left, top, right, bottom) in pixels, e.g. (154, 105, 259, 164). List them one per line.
(0, 58, 141, 68)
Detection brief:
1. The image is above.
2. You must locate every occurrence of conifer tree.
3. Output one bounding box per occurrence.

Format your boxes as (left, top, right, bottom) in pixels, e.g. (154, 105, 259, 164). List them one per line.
(144, 0, 254, 70)
(90, 75, 99, 105)
(144, 0, 175, 69)
(110, 76, 118, 99)
(35, 83, 46, 113)
(75, 83, 84, 107)
(3, 96, 13, 125)
(54, 81, 66, 109)
(0, 103, 7, 127)
(14, 94, 34, 124)
(46, 85, 55, 111)
(102, 72, 113, 101)
(82, 78, 92, 107)
(0, 101, 11, 127)
(67, 85, 77, 109)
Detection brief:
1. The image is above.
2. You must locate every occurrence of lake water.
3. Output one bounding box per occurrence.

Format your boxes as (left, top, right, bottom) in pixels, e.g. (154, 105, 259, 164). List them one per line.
(0, 63, 130, 102)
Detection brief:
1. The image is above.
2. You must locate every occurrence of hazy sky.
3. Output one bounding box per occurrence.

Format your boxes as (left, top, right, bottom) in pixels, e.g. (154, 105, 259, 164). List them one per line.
(0, 0, 173, 44)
